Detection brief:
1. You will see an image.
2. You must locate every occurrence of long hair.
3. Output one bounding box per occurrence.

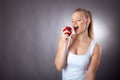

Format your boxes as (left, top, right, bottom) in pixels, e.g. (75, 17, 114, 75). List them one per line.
(74, 8, 94, 40)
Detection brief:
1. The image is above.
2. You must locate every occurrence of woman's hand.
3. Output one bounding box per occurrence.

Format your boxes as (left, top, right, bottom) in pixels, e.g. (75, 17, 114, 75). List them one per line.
(61, 27, 71, 44)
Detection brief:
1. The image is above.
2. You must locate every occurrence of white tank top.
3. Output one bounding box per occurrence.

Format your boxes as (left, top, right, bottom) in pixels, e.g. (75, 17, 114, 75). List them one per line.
(62, 39, 96, 80)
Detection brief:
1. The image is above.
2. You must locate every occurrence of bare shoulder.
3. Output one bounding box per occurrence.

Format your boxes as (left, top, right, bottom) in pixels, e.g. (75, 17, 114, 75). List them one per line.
(93, 42, 102, 56)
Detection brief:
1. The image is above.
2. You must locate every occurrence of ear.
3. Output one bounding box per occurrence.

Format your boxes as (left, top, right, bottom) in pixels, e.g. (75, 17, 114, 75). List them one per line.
(86, 17, 91, 26)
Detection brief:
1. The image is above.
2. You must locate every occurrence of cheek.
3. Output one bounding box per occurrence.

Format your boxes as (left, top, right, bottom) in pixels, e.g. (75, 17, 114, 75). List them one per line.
(78, 22, 86, 31)
(77, 21, 86, 27)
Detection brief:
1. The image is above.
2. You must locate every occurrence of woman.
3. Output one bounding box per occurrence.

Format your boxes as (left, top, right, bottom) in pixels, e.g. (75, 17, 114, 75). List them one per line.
(55, 8, 101, 80)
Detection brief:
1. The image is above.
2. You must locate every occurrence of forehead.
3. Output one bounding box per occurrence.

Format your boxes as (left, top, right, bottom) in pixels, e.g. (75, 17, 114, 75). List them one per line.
(72, 11, 85, 19)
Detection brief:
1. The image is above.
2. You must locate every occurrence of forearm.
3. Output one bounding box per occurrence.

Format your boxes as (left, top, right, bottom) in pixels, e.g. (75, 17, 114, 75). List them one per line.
(86, 73, 95, 80)
(55, 38, 68, 71)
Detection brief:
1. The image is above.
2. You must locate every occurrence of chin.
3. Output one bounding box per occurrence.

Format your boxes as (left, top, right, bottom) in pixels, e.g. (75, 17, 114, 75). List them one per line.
(75, 31, 81, 35)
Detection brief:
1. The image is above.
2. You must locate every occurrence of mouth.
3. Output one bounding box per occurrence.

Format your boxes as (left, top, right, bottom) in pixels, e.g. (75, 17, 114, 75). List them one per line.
(74, 26, 79, 32)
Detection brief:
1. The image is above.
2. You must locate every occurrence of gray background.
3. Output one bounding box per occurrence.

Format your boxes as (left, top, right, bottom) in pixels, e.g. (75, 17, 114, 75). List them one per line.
(0, 0, 120, 80)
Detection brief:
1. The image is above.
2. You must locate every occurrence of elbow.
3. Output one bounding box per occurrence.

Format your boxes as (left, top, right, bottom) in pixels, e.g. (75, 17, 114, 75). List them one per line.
(56, 65, 63, 71)
(54, 61, 64, 71)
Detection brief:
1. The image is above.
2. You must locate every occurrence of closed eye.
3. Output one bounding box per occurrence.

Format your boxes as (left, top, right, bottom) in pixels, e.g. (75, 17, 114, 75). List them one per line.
(72, 21, 74, 23)
(72, 19, 82, 23)
(77, 19, 81, 21)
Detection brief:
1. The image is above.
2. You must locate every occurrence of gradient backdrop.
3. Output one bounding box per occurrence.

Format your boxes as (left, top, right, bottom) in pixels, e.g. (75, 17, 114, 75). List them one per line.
(1, 0, 120, 80)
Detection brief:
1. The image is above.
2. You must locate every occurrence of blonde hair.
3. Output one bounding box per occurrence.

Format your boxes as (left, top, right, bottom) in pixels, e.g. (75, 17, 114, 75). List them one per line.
(74, 8, 94, 39)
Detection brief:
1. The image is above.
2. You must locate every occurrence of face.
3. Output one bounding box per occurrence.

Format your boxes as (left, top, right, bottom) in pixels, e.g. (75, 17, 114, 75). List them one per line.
(72, 11, 88, 34)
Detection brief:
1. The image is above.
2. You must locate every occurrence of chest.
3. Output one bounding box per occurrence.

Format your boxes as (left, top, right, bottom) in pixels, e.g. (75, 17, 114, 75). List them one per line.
(69, 41, 90, 55)
(67, 52, 91, 70)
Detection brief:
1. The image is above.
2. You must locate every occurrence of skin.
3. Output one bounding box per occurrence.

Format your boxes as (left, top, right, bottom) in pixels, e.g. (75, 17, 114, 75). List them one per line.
(55, 11, 101, 80)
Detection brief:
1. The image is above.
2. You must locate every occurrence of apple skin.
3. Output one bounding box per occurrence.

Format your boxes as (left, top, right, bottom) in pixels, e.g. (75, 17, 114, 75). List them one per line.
(63, 26, 72, 36)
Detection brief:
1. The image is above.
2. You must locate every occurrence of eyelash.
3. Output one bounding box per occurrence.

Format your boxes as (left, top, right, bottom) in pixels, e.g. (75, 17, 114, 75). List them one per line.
(77, 19, 81, 21)
(72, 19, 81, 23)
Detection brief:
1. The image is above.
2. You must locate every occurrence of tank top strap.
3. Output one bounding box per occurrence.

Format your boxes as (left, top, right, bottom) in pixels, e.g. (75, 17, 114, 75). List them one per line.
(87, 40, 96, 56)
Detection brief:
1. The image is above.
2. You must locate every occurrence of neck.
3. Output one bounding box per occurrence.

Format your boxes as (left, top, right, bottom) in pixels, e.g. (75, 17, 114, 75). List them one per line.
(76, 30, 90, 42)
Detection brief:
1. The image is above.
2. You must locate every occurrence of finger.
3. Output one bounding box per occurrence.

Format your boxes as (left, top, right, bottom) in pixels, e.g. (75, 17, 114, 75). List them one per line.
(61, 27, 66, 32)
(64, 32, 71, 36)
(63, 30, 71, 34)
(65, 34, 69, 37)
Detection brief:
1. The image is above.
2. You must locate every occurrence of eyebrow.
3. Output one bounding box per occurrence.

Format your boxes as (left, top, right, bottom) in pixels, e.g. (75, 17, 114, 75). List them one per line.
(72, 17, 82, 20)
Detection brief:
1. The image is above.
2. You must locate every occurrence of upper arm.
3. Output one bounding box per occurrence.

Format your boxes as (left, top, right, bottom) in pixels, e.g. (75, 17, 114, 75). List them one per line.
(87, 43, 101, 75)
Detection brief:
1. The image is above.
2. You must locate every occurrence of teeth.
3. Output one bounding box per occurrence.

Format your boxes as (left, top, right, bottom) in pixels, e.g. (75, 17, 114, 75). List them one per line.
(74, 26, 79, 31)
(74, 26, 79, 29)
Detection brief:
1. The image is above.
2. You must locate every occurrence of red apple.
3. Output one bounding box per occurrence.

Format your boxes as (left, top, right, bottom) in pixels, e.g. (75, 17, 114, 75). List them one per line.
(63, 26, 72, 36)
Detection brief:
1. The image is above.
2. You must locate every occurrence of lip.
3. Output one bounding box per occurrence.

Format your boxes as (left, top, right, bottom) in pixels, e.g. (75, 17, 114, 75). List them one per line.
(74, 26, 79, 32)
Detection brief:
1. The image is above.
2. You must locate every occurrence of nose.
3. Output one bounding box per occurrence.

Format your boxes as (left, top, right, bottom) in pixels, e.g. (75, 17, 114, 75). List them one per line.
(72, 21, 78, 27)
(72, 20, 77, 24)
